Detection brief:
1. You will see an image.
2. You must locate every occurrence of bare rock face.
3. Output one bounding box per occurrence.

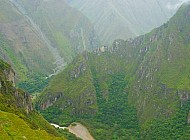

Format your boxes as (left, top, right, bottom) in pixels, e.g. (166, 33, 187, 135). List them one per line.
(70, 61, 87, 79)
(177, 90, 190, 106)
(40, 93, 63, 110)
(14, 90, 33, 114)
(188, 111, 190, 124)
(3, 68, 15, 86)
(35, 54, 98, 117)
(0, 60, 33, 114)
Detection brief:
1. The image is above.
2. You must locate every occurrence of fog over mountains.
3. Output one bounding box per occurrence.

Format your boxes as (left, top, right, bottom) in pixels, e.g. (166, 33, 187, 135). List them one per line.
(1, 1, 190, 139)
(167, 0, 190, 9)
(68, 0, 188, 45)
(36, 3, 190, 139)
(0, 0, 99, 80)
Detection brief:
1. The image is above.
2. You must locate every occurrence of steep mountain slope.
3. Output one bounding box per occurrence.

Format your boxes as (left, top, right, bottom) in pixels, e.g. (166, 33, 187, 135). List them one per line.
(0, 0, 99, 84)
(68, 0, 181, 45)
(0, 59, 66, 140)
(0, 0, 55, 80)
(36, 4, 190, 139)
(128, 3, 190, 122)
(36, 54, 98, 118)
(15, 0, 99, 64)
(36, 53, 140, 139)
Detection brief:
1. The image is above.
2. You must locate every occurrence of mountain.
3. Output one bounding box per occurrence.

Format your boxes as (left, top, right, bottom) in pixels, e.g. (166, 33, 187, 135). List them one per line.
(15, 0, 99, 64)
(0, 0, 54, 80)
(0, 0, 99, 83)
(0, 59, 67, 140)
(68, 0, 182, 45)
(36, 4, 190, 139)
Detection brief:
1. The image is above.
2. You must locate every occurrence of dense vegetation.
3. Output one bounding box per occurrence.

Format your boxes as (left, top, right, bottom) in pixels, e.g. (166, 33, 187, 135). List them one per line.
(36, 4, 190, 139)
(81, 73, 140, 140)
(39, 72, 140, 140)
(2, 0, 190, 139)
(141, 100, 190, 139)
(0, 59, 67, 140)
(18, 73, 50, 94)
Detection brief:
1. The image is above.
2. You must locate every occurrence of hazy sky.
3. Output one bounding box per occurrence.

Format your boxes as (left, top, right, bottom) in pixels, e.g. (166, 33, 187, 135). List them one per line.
(166, 0, 190, 10)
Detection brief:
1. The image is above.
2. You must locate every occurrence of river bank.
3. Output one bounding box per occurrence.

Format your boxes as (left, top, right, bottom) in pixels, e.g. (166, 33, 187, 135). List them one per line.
(50, 122, 94, 140)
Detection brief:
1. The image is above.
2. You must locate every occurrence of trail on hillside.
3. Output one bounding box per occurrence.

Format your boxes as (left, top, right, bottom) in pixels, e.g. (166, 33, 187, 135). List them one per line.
(9, 0, 65, 75)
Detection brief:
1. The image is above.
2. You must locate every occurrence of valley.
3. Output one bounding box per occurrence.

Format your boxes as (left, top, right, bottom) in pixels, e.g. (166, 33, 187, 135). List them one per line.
(9, 0, 65, 74)
(0, 0, 99, 84)
(0, 0, 190, 140)
(36, 3, 190, 140)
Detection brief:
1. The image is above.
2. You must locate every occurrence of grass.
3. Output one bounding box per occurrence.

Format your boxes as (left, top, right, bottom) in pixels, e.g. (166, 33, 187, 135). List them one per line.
(0, 110, 65, 140)
(0, 59, 66, 140)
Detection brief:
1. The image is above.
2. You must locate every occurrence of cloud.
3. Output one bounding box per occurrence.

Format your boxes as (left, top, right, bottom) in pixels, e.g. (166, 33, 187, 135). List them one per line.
(166, 0, 190, 10)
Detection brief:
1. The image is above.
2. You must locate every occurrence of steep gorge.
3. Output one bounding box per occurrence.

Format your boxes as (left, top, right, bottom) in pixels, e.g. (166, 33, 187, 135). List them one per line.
(0, 0, 55, 80)
(0, 0, 99, 83)
(36, 4, 190, 139)
(9, 0, 65, 74)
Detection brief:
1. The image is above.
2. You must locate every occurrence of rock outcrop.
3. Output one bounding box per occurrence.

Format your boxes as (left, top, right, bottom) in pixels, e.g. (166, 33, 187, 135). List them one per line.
(36, 54, 98, 117)
(188, 111, 190, 124)
(0, 59, 67, 140)
(36, 4, 190, 126)
(0, 59, 33, 113)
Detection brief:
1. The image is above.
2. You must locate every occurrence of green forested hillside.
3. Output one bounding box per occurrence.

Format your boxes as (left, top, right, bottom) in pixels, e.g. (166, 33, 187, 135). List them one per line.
(36, 4, 190, 139)
(0, 0, 99, 90)
(0, 59, 67, 140)
(128, 3, 190, 122)
(141, 100, 190, 139)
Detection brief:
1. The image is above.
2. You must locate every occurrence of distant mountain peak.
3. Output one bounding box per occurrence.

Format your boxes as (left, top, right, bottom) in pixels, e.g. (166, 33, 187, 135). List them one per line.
(166, 0, 190, 10)
(68, 0, 181, 45)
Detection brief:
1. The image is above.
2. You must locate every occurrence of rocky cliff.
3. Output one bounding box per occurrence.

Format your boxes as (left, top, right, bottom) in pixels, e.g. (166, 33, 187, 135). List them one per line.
(0, 59, 66, 139)
(36, 54, 97, 120)
(128, 4, 190, 122)
(36, 4, 190, 139)
(0, 0, 99, 83)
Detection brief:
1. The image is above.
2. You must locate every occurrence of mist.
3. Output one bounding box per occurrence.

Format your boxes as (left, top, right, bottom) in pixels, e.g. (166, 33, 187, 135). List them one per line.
(166, 0, 190, 10)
